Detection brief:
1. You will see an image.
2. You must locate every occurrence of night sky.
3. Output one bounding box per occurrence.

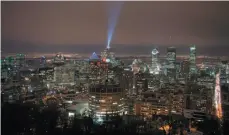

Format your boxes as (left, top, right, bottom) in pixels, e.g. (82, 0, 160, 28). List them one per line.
(2, 1, 229, 56)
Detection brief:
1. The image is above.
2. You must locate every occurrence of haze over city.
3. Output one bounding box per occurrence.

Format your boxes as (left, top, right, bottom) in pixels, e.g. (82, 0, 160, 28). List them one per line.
(2, 1, 229, 56)
(2, 1, 229, 135)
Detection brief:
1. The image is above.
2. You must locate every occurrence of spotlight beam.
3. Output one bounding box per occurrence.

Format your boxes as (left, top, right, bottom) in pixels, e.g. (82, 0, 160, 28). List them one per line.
(107, 2, 124, 49)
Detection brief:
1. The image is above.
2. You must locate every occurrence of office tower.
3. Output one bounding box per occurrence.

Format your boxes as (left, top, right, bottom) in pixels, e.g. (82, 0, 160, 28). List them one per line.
(166, 47, 176, 81)
(175, 62, 181, 79)
(220, 60, 229, 85)
(136, 76, 148, 93)
(89, 52, 108, 84)
(89, 52, 102, 84)
(132, 59, 141, 74)
(167, 47, 176, 68)
(101, 48, 108, 62)
(89, 84, 125, 117)
(189, 45, 197, 75)
(181, 60, 190, 75)
(151, 48, 160, 74)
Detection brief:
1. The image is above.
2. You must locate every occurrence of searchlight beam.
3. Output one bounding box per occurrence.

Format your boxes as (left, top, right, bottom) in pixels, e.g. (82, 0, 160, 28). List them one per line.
(107, 2, 124, 49)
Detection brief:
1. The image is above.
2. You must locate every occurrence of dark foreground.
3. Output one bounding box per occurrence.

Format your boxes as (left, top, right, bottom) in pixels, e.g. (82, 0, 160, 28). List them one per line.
(2, 103, 229, 135)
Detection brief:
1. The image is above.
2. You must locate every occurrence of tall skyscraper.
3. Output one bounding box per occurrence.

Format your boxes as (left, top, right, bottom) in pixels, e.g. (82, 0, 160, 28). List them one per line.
(151, 48, 160, 74)
(220, 60, 229, 85)
(189, 45, 197, 75)
(89, 84, 125, 117)
(166, 47, 176, 69)
(166, 47, 176, 80)
(101, 48, 108, 61)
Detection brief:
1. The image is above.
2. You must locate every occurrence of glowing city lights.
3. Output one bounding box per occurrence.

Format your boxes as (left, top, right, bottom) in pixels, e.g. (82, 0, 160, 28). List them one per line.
(214, 73, 223, 119)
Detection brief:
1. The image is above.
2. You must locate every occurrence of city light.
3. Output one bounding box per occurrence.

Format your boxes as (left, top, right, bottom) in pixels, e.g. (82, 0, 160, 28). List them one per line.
(2, 3, 228, 135)
(68, 112, 75, 117)
(214, 72, 223, 119)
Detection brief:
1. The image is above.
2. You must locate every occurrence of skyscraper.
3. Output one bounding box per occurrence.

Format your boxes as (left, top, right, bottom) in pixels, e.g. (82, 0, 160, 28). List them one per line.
(151, 48, 160, 74)
(166, 47, 176, 80)
(189, 45, 197, 75)
(89, 84, 125, 117)
(101, 48, 108, 62)
(166, 47, 176, 69)
(220, 59, 229, 85)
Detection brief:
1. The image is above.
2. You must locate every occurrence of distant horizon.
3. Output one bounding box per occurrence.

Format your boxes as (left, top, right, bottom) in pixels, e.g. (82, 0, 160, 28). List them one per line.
(2, 39, 229, 57)
(2, 51, 228, 59)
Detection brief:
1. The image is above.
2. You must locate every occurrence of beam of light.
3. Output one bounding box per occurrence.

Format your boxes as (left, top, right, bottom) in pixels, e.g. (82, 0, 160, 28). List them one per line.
(214, 72, 223, 119)
(106, 1, 124, 49)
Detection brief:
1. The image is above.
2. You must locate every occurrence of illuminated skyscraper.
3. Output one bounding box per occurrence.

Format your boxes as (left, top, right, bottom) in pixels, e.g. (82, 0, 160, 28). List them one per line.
(89, 84, 125, 117)
(166, 47, 176, 69)
(220, 60, 229, 84)
(100, 48, 119, 67)
(150, 48, 160, 74)
(166, 47, 176, 80)
(189, 45, 197, 75)
(101, 49, 108, 61)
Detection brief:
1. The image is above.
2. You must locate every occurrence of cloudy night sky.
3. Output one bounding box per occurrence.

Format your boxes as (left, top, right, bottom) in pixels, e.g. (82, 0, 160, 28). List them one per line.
(1, 1, 229, 56)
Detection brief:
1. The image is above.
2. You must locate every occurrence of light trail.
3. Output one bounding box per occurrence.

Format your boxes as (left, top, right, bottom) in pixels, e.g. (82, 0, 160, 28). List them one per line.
(214, 72, 223, 119)
(107, 1, 124, 49)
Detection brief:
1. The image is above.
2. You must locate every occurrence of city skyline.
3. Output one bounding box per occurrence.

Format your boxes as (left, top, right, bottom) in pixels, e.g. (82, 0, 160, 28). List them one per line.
(2, 1, 229, 55)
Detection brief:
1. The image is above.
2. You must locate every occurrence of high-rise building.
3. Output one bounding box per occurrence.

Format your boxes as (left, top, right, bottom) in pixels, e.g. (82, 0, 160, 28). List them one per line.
(89, 84, 125, 117)
(167, 47, 176, 69)
(189, 45, 197, 75)
(101, 49, 108, 61)
(175, 62, 181, 79)
(89, 52, 109, 85)
(181, 60, 190, 75)
(150, 48, 160, 74)
(220, 60, 229, 85)
(166, 47, 176, 80)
